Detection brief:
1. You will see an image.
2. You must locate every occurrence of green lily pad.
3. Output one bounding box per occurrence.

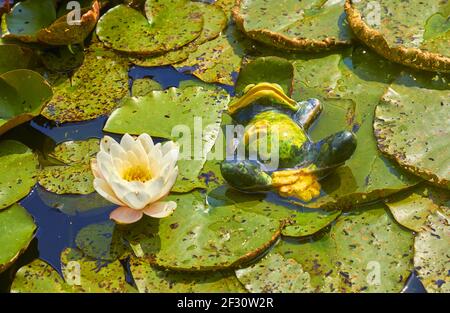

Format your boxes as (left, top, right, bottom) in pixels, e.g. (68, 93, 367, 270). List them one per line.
(2, 0, 100, 45)
(0, 69, 53, 135)
(236, 253, 314, 293)
(131, 78, 162, 97)
(38, 163, 95, 195)
(40, 45, 85, 73)
(385, 184, 449, 232)
(41, 44, 129, 123)
(0, 44, 37, 74)
(61, 248, 136, 293)
(235, 56, 294, 95)
(346, 0, 450, 72)
(121, 191, 281, 271)
(0, 140, 39, 210)
(175, 24, 254, 85)
(131, 2, 227, 67)
(330, 203, 414, 292)
(11, 259, 69, 293)
(233, 0, 352, 51)
(104, 86, 230, 193)
(414, 210, 450, 293)
(0, 204, 36, 272)
(38, 139, 99, 195)
(96, 1, 203, 56)
(209, 186, 341, 238)
(75, 221, 129, 261)
(374, 73, 450, 189)
(130, 257, 246, 292)
(291, 48, 420, 209)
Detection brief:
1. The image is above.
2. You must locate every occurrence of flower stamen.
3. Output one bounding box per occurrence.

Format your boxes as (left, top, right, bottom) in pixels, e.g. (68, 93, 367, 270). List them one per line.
(122, 165, 152, 182)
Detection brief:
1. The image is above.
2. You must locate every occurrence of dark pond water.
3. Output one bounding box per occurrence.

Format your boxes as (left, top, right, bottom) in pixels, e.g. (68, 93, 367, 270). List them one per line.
(0, 64, 427, 293)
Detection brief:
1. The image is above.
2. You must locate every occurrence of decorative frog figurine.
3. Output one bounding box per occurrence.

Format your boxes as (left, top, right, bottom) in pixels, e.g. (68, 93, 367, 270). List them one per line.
(220, 83, 357, 202)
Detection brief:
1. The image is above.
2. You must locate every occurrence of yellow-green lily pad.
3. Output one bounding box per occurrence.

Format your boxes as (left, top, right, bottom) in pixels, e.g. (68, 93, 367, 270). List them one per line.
(0, 44, 37, 74)
(0, 204, 36, 272)
(96, 0, 203, 56)
(41, 44, 129, 123)
(130, 257, 246, 292)
(374, 72, 450, 189)
(233, 0, 352, 51)
(0, 140, 39, 210)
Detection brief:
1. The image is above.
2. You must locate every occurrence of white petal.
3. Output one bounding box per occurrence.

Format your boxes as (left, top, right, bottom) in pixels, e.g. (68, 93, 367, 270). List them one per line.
(137, 133, 155, 154)
(162, 141, 179, 156)
(90, 159, 104, 180)
(93, 178, 125, 206)
(120, 134, 137, 152)
(158, 166, 178, 198)
(143, 201, 177, 218)
(121, 177, 165, 209)
(109, 142, 127, 162)
(100, 136, 117, 153)
(110, 206, 143, 224)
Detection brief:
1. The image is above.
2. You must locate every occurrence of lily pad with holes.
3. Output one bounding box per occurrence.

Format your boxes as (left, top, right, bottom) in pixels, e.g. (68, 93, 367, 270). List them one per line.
(130, 257, 246, 292)
(233, 0, 352, 51)
(414, 210, 450, 293)
(208, 186, 341, 238)
(345, 0, 450, 72)
(75, 221, 128, 261)
(236, 253, 314, 293)
(374, 72, 450, 189)
(121, 191, 281, 271)
(1, 0, 100, 45)
(61, 248, 136, 293)
(385, 184, 449, 232)
(0, 141, 39, 210)
(96, 1, 203, 56)
(290, 48, 420, 209)
(0, 69, 53, 135)
(41, 44, 129, 123)
(131, 2, 227, 67)
(11, 259, 69, 293)
(104, 86, 230, 193)
(38, 139, 99, 195)
(175, 24, 254, 85)
(0, 204, 36, 272)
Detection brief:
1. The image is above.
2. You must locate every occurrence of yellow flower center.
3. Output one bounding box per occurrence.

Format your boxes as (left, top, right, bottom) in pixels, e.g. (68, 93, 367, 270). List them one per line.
(122, 166, 152, 182)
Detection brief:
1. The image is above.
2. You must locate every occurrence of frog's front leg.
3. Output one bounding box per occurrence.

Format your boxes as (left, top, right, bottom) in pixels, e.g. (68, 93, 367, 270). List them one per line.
(220, 160, 273, 193)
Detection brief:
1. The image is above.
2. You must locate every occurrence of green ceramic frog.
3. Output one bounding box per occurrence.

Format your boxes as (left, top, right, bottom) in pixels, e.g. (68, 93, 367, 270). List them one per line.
(220, 83, 357, 201)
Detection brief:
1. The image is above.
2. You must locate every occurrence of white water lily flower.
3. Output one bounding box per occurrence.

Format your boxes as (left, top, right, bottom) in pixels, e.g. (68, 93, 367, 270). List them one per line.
(91, 134, 179, 224)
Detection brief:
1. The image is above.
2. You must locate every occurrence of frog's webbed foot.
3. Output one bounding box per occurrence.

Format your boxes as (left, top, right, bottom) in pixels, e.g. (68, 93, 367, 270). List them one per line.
(271, 167, 321, 202)
(294, 99, 323, 131)
(305, 130, 357, 179)
(220, 160, 272, 193)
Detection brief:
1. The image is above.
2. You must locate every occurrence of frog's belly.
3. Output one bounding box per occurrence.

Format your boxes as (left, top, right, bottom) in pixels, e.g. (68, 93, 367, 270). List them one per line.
(244, 111, 308, 168)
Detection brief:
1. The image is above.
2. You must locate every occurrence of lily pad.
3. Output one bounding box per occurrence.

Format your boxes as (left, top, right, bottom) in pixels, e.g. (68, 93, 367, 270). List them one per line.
(0, 69, 53, 135)
(121, 191, 281, 271)
(104, 86, 230, 193)
(11, 259, 68, 293)
(61, 248, 135, 293)
(96, 1, 203, 56)
(235, 56, 294, 95)
(75, 221, 128, 261)
(385, 184, 449, 232)
(345, 0, 450, 72)
(0, 44, 37, 74)
(131, 78, 162, 97)
(130, 257, 246, 292)
(209, 186, 341, 238)
(233, 0, 352, 51)
(131, 2, 227, 67)
(414, 210, 450, 293)
(175, 23, 254, 85)
(41, 44, 129, 123)
(291, 48, 420, 209)
(236, 253, 314, 293)
(0, 140, 39, 210)
(374, 73, 450, 189)
(0, 204, 36, 272)
(40, 45, 85, 73)
(2, 0, 100, 45)
(38, 139, 99, 195)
